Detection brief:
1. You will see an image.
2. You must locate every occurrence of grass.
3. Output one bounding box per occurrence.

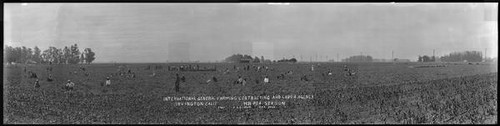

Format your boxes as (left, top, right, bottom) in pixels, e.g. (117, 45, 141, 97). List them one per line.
(3, 62, 497, 124)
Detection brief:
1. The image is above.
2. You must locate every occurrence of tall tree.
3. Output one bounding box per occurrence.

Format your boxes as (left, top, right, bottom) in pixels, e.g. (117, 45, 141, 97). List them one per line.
(33, 46, 41, 64)
(55, 48, 63, 64)
(69, 44, 81, 64)
(46, 46, 59, 64)
(422, 55, 431, 62)
(21, 46, 27, 63)
(80, 53, 85, 64)
(84, 48, 96, 64)
(26, 48, 33, 64)
(4, 46, 16, 64)
(253, 56, 260, 63)
(441, 51, 482, 62)
(63, 46, 71, 64)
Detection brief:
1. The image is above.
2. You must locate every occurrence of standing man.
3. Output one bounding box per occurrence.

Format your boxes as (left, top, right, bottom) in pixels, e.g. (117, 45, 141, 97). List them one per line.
(105, 77, 111, 86)
(34, 79, 40, 88)
(65, 80, 75, 91)
(47, 74, 53, 82)
(264, 76, 270, 83)
(181, 75, 186, 82)
(175, 74, 180, 92)
(237, 76, 243, 84)
(212, 76, 218, 82)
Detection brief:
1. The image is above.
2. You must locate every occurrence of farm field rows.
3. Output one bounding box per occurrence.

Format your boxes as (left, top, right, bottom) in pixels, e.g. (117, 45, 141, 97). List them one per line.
(3, 62, 497, 124)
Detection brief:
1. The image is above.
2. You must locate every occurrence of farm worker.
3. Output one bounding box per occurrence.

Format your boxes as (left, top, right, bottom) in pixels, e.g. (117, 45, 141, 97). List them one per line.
(237, 76, 243, 84)
(348, 69, 356, 76)
(242, 78, 247, 86)
(264, 76, 270, 83)
(105, 77, 111, 86)
(34, 79, 40, 88)
(47, 74, 53, 82)
(181, 76, 186, 82)
(301, 74, 309, 81)
(311, 65, 314, 71)
(212, 76, 218, 82)
(175, 74, 180, 92)
(30, 72, 38, 79)
(65, 80, 75, 91)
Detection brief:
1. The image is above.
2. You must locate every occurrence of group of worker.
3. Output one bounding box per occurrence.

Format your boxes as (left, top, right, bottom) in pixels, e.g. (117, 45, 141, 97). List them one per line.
(29, 64, 357, 93)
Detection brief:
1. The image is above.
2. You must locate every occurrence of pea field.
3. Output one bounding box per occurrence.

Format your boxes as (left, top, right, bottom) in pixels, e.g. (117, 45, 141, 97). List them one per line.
(3, 62, 498, 124)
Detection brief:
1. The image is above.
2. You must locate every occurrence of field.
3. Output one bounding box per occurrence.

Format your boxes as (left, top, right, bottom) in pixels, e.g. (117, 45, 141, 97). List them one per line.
(3, 62, 498, 124)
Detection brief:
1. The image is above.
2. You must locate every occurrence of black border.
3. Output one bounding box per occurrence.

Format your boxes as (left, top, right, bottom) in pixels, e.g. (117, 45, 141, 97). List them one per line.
(1, 0, 499, 3)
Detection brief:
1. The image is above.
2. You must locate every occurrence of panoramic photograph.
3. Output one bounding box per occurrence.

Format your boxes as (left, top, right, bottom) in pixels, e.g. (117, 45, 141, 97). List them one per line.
(3, 3, 498, 124)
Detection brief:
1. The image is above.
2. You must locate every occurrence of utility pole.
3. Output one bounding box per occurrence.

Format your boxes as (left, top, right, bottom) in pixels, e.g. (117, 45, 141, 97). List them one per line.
(392, 50, 394, 62)
(485, 48, 487, 62)
(433, 49, 435, 62)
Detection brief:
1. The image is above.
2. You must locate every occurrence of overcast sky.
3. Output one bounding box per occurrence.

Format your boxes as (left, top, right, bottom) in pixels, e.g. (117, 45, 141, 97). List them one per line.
(4, 3, 498, 63)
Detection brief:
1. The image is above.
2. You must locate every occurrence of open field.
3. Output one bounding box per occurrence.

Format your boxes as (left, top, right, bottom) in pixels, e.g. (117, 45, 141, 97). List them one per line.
(3, 62, 498, 124)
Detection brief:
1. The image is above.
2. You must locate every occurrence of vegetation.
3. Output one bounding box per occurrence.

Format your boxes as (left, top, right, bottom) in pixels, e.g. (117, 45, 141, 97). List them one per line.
(418, 55, 436, 62)
(4, 44, 96, 64)
(224, 54, 267, 63)
(3, 62, 496, 124)
(440, 51, 483, 62)
(277, 58, 297, 63)
(342, 55, 373, 62)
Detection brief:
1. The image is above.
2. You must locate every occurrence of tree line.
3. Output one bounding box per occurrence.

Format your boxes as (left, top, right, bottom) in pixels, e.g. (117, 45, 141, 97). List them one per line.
(338, 51, 485, 63)
(4, 44, 96, 64)
(224, 54, 272, 63)
(342, 55, 373, 62)
(419, 51, 484, 62)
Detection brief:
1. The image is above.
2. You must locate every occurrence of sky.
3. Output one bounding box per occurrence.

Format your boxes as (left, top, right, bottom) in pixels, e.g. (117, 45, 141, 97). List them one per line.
(4, 3, 498, 63)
